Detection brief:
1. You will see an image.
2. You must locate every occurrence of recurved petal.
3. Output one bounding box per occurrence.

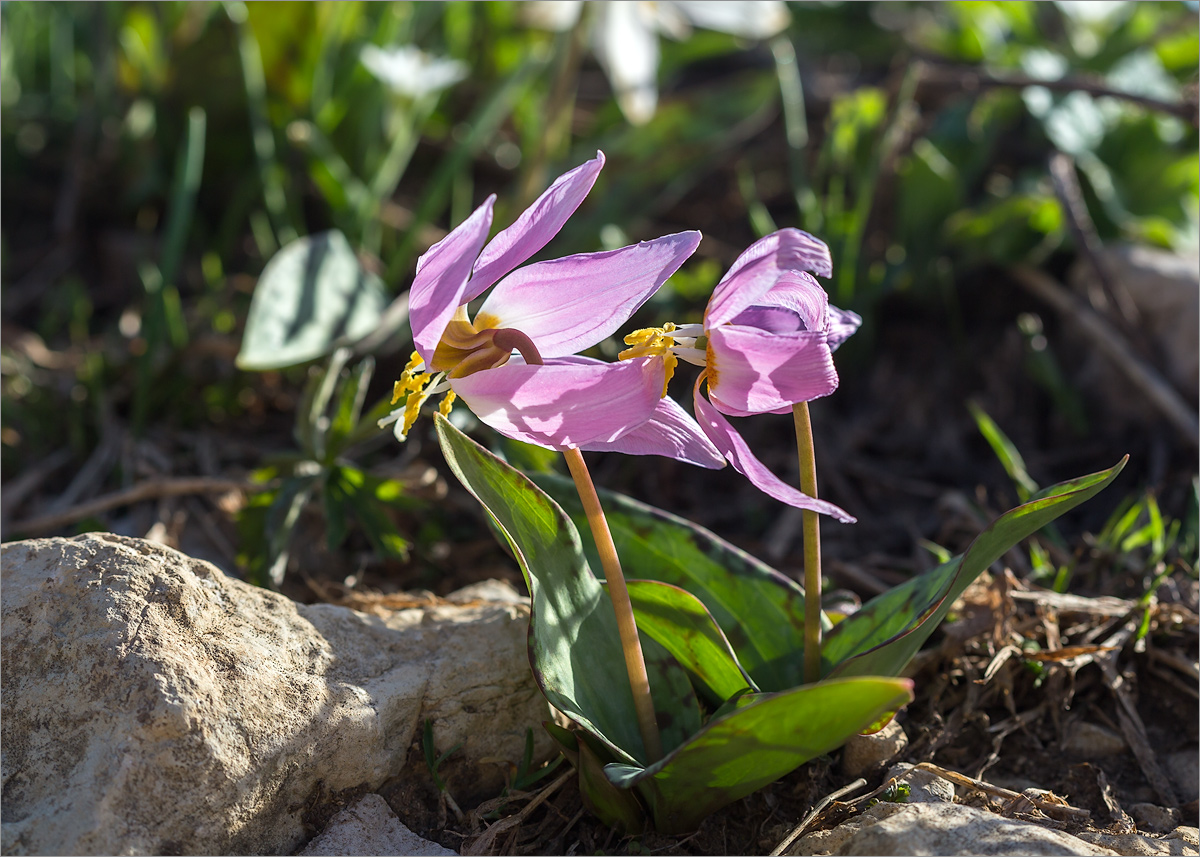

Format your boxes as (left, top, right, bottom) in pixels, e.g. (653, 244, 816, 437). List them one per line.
(756, 270, 829, 332)
(693, 378, 855, 523)
(409, 196, 495, 363)
(581, 393, 725, 468)
(706, 325, 838, 417)
(449, 356, 664, 449)
(477, 231, 701, 358)
(467, 154, 605, 300)
(705, 229, 832, 328)
(826, 305, 863, 352)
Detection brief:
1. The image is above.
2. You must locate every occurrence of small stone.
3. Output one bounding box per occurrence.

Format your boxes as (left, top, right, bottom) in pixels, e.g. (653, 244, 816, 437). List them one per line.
(791, 801, 1120, 856)
(883, 763, 956, 804)
(299, 794, 456, 856)
(1075, 830, 1196, 856)
(1063, 721, 1129, 759)
(841, 719, 908, 779)
(1165, 750, 1200, 804)
(1131, 804, 1183, 834)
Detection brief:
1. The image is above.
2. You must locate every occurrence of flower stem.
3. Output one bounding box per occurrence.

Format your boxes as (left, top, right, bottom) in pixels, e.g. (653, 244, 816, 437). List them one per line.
(792, 401, 822, 684)
(492, 326, 663, 763)
(563, 449, 664, 764)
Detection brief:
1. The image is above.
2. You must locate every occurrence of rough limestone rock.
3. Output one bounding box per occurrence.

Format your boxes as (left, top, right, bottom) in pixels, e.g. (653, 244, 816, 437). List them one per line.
(1075, 828, 1199, 857)
(841, 718, 908, 778)
(788, 801, 1120, 856)
(1068, 244, 1200, 423)
(298, 794, 456, 856)
(884, 762, 956, 804)
(1, 534, 551, 856)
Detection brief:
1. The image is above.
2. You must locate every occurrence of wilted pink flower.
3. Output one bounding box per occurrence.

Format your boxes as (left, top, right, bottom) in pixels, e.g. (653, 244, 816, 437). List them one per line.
(620, 229, 860, 521)
(383, 152, 723, 468)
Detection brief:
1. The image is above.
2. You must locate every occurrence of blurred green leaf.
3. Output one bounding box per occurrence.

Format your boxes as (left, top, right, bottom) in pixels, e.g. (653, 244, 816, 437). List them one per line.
(238, 231, 388, 371)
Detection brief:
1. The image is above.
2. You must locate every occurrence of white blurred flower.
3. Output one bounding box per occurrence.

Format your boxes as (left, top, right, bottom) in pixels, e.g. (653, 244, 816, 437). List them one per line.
(526, 1, 791, 124)
(360, 44, 469, 99)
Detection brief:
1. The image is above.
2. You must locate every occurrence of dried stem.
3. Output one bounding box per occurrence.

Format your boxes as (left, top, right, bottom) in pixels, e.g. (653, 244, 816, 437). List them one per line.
(493, 327, 663, 763)
(792, 401, 823, 684)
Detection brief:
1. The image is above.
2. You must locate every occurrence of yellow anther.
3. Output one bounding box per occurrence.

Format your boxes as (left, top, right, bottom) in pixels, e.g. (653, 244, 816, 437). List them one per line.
(392, 351, 427, 404)
(439, 390, 457, 416)
(401, 386, 429, 437)
(618, 323, 679, 397)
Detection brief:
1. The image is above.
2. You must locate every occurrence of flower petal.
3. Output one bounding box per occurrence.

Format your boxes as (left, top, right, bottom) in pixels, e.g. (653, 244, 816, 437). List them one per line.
(706, 324, 838, 417)
(705, 229, 832, 328)
(671, 0, 791, 39)
(826, 305, 863, 352)
(582, 392, 725, 468)
(693, 377, 855, 523)
(467, 154, 605, 300)
(409, 196, 495, 363)
(756, 270, 829, 332)
(593, 2, 660, 125)
(476, 231, 701, 358)
(449, 356, 664, 449)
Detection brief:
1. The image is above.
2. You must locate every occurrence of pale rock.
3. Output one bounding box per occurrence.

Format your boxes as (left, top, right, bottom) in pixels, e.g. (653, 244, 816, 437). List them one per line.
(1131, 804, 1184, 835)
(1163, 750, 1199, 804)
(884, 762, 956, 804)
(1068, 244, 1200, 423)
(841, 718, 908, 778)
(788, 801, 1120, 856)
(298, 794, 456, 856)
(1075, 829, 1199, 856)
(1063, 721, 1129, 759)
(1, 534, 551, 856)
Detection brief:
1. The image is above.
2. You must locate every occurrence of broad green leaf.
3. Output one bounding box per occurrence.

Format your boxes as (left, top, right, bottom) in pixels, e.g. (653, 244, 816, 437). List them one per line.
(824, 458, 1126, 679)
(604, 677, 914, 834)
(435, 416, 701, 765)
(616, 580, 757, 704)
(533, 474, 818, 692)
(238, 231, 387, 371)
(543, 722, 648, 834)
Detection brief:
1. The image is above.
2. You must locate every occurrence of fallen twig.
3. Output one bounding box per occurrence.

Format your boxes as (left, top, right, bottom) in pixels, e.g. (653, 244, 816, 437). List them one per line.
(918, 60, 1199, 125)
(770, 778, 867, 856)
(1093, 608, 1180, 806)
(6, 477, 257, 537)
(1048, 153, 1142, 331)
(1011, 265, 1199, 447)
(911, 762, 1091, 822)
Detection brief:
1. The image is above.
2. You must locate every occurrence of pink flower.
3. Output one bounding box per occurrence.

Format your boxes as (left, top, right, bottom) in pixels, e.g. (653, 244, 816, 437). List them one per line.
(384, 152, 723, 468)
(620, 229, 860, 521)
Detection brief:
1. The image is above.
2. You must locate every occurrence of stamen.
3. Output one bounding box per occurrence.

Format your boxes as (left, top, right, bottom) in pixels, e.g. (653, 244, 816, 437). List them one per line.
(439, 390, 457, 416)
(618, 322, 680, 396)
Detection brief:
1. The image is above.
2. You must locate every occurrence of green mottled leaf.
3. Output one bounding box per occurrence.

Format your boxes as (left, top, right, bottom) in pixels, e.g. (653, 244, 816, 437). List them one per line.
(616, 580, 756, 704)
(435, 416, 701, 765)
(238, 231, 387, 370)
(533, 474, 818, 692)
(824, 458, 1126, 679)
(605, 677, 914, 833)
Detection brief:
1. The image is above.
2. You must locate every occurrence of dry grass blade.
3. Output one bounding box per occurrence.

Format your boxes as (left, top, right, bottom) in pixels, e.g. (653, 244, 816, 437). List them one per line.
(1010, 590, 1136, 616)
(461, 769, 572, 857)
